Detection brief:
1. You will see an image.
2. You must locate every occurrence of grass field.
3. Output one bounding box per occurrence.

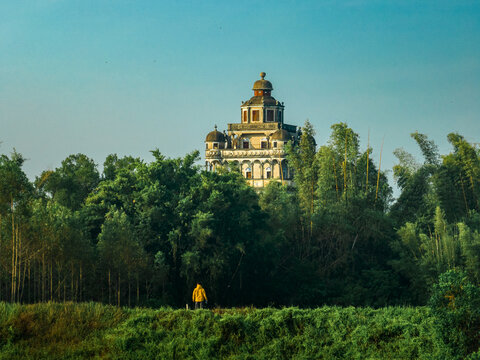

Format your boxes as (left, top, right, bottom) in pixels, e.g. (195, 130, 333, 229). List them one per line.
(0, 302, 446, 359)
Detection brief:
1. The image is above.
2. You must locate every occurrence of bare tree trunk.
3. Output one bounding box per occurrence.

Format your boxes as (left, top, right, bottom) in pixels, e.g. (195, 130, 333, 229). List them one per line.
(136, 275, 139, 306)
(56, 265, 61, 302)
(117, 272, 121, 307)
(15, 225, 20, 302)
(71, 263, 74, 301)
(11, 198, 15, 302)
(366, 130, 370, 192)
(108, 269, 111, 304)
(375, 138, 384, 204)
(128, 273, 131, 307)
(344, 135, 348, 197)
(42, 248, 46, 302)
(75, 273, 78, 302)
(460, 177, 470, 214)
(79, 265, 82, 302)
(310, 181, 314, 243)
(20, 241, 27, 303)
(333, 158, 339, 200)
(33, 259, 36, 303)
(50, 261, 53, 302)
(28, 260, 31, 303)
(0, 214, 2, 301)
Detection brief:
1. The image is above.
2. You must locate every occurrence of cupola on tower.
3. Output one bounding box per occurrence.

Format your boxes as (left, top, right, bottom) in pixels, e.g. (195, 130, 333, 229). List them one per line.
(205, 72, 299, 188)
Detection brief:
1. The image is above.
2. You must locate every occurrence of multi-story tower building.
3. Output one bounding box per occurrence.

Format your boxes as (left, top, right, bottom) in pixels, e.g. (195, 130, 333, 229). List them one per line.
(205, 72, 299, 188)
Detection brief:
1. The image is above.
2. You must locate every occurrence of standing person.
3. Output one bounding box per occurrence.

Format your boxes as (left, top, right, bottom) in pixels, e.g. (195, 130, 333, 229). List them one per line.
(192, 283, 208, 309)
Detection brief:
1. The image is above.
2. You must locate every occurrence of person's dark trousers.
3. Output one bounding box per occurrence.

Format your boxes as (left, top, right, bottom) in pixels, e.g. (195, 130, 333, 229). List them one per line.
(194, 301, 204, 309)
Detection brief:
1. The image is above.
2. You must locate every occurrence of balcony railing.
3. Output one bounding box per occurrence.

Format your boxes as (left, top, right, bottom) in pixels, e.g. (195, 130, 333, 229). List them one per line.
(227, 123, 297, 132)
(206, 148, 286, 159)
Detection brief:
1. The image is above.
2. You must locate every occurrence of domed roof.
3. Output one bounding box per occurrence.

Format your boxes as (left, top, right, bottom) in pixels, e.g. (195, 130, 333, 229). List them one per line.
(252, 72, 273, 91)
(242, 95, 278, 107)
(205, 126, 226, 142)
(271, 129, 291, 141)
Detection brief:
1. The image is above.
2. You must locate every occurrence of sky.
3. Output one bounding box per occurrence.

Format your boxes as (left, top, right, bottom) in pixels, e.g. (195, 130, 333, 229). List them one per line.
(1, 0, 479, 196)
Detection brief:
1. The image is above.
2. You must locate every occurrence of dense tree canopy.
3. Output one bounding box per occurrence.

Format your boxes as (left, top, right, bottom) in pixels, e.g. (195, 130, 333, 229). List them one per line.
(0, 123, 479, 308)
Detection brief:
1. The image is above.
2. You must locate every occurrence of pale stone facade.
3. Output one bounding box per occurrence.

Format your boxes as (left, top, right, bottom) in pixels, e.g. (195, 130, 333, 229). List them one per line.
(205, 73, 299, 188)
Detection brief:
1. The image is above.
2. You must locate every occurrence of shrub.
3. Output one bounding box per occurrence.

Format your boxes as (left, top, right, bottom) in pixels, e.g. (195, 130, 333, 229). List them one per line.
(0, 302, 444, 359)
(429, 270, 480, 359)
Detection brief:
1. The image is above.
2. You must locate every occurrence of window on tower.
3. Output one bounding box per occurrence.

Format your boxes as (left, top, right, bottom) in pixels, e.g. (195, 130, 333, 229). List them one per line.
(267, 110, 274, 122)
(243, 111, 247, 123)
(252, 110, 259, 122)
(243, 140, 249, 149)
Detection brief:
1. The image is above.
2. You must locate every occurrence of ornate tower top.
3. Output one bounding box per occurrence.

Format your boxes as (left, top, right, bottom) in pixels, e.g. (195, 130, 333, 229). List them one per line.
(252, 72, 273, 95)
(205, 71, 299, 189)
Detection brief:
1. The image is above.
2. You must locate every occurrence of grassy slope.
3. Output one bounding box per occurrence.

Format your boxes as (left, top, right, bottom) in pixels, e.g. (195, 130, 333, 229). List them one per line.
(0, 302, 442, 359)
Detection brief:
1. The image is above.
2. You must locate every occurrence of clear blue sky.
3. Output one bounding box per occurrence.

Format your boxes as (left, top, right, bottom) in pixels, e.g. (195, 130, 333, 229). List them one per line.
(1, 0, 479, 196)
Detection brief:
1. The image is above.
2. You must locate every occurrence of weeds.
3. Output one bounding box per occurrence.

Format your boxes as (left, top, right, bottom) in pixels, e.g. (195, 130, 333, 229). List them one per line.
(0, 302, 444, 359)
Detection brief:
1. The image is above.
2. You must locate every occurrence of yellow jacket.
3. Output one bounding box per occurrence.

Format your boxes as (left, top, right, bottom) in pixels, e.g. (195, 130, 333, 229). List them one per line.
(192, 284, 207, 302)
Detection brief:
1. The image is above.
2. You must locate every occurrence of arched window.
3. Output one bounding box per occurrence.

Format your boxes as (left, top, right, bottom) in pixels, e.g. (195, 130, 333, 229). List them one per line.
(242, 139, 250, 149)
(265, 167, 272, 179)
(282, 164, 288, 179)
(245, 167, 252, 179)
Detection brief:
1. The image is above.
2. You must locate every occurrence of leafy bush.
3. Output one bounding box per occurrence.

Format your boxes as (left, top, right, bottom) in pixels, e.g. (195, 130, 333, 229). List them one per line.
(429, 270, 480, 359)
(0, 302, 448, 359)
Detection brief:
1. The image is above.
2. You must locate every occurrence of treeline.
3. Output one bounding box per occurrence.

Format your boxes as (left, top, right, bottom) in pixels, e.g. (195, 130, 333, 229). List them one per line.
(0, 122, 479, 307)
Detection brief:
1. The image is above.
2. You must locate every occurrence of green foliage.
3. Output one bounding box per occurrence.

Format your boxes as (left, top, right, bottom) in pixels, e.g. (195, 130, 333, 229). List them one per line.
(38, 153, 99, 210)
(0, 302, 443, 360)
(390, 132, 439, 229)
(429, 270, 480, 358)
(1, 124, 480, 357)
(284, 122, 396, 306)
(411, 131, 440, 166)
(286, 120, 318, 226)
(0, 302, 125, 359)
(0, 151, 32, 213)
(392, 209, 480, 304)
(0, 124, 479, 309)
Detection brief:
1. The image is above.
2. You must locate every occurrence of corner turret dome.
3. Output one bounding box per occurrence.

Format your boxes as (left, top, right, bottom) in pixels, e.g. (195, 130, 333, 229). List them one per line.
(205, 125, 226, 142)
